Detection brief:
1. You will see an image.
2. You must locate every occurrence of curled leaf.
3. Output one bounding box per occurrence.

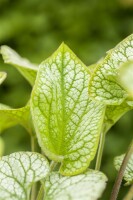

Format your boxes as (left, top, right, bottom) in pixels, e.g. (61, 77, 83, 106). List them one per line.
(1, 45, 38, 85)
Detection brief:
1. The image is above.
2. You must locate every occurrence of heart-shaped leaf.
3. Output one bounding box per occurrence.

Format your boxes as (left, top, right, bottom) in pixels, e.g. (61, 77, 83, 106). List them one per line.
(114, 153, 133, 185)
(0, 152, 50, 200)
(0, 104, 32, 134)
(31, 43, 105, 175)
(44, 170, 107, 200)
(89, 34, 133, 105)
(0, 46, 38, 85)
(0, 72, 7, 85)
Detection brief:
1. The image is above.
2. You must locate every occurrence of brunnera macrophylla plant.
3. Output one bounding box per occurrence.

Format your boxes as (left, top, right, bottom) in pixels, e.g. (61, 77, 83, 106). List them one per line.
(0, 34, 133, 200)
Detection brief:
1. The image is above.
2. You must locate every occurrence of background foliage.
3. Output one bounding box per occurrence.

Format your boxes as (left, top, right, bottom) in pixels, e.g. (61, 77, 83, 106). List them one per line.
(0, 0, 133, 199)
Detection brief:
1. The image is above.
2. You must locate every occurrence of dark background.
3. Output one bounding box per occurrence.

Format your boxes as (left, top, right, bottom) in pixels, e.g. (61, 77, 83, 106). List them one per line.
(0, 0, 133, 199)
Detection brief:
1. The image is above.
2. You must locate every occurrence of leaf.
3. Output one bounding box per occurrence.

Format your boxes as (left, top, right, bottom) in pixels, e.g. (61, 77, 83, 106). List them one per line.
(44, 170, 107, 200)
(0, 104, 32, 134)
(0, 152, 50, 200)
(104, 101, 132, 133)
(114, 153, 133, 185)
(0, 45, 38, 85)
(31, 43, 105, 175)
(89, 34, 133, 105)
(0, 72, 7, 85)
(118, 61, 133, 97)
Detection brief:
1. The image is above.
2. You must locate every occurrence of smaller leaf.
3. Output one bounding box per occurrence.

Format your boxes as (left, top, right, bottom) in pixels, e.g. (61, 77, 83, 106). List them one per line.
(114, 153, 133, 185)
(89, 34, 133, 105)
(104, 101, 132, 133)
(44, 170, 107, 200)
(0, 104, 32, 134)
(0, 152, 50, 200)
(118, 61, 133, 98)
(0, 72, 7, 85)
(0, 45, 38, 85)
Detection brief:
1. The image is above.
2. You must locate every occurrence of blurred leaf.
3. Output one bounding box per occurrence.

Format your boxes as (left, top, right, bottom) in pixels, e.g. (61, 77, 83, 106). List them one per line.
(0, 72, 7, 85)
(44, 170, 107, 200)
(31, 43, 105, 175)
(0, 104, 32, 134)
(89, 34, 133, 105)
(0, 45, 38, 85)
(114, 153, 133, 185)
(0, 152, 50, 200)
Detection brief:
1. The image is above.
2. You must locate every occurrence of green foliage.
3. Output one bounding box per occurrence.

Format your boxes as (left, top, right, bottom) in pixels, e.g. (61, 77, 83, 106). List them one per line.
(0, 34, 133, 199)
(44, 170, 107, 200)
(0, 104, 32, 134)
(0, 152, 50, 200)
(1, 46, 38, 86)
(31, 43, 105, 175)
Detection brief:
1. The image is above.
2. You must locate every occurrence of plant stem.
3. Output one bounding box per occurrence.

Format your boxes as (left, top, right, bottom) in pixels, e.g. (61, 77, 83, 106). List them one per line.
(31, 135, 36, 152)
(123, 185, 133, 200)
(95, 130, 106, 170)
(110, 140, 133, 200)
(37, 161, 57, 200)
(31, 135, 37, 200)
(36, 185, 44, 200)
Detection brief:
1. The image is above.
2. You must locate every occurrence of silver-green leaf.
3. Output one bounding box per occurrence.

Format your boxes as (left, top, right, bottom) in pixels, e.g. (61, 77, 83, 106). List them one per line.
(31, 43, 105, 175)
(0, 45, 38, 85)
(89, 34, 133, 105)
(0, 152, 50, 200)
(0, 104, 32, 134)
(0, 72, 7, 85)
(44, 170, 107, 200)
(114, 153, 133, 185)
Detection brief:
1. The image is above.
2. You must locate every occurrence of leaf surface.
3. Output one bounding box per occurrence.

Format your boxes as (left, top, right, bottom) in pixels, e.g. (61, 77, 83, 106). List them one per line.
(44, 170, 107, 200)
(0, 104, 32, 134)
(0, 72, 7, 85)
(1, 46, 38, 85)
(104, 102, 132, 133)
(31, 43, 105, 175)
(89, 34, 133, 105)
(114, 153, 133, 185)
(0, 152, 50, 200)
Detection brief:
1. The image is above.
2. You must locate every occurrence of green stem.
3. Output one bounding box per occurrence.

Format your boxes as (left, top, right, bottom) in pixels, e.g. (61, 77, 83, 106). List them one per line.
(95, 130, 106, 170)
(123, 185, 133, 200)
(31, 135, 37, 200)
(36, 185, 44, 200)
(37, 161, 57, 200)
(110, 140, 133, 200)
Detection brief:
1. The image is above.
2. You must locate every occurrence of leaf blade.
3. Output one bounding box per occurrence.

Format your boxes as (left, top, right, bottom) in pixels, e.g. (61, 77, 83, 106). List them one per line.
(89, 34, 133, 105)
(31, 43, 105, 175)
(44, 170, 107, 200)
(114, 153, 133, 185)
(0, 104, 32, 134)
(0, 45, 38, 85)
(0, 152, 50, 200)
